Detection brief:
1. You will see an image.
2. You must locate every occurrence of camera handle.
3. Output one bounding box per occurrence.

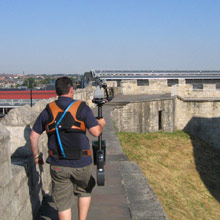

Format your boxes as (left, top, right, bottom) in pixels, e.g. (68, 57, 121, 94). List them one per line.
(95, 103, 105, 186)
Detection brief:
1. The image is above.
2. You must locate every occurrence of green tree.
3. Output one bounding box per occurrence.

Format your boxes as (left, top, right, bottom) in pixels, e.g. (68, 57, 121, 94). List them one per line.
(23, 78, 35, 88)
(40, 77, 51, 84)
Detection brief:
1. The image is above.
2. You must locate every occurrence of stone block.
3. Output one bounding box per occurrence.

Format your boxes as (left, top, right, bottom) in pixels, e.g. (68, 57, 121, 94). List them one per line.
(6, 125, 32, 157)
(0, 206, 12, 220)
(0, 182, 13, 212)
(14, 199, 33, 220)
(11, 163, 28, 192)
(0, 105, 37, 126)
(0, 139, 10, 163)
(32, 98, 55, 115)
(0, 123, 10, 141)
(0, 160, 12, 187)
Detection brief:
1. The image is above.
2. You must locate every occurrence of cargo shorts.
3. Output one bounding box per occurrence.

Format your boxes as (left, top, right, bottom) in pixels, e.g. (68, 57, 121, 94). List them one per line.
(50, 164, 96, 212)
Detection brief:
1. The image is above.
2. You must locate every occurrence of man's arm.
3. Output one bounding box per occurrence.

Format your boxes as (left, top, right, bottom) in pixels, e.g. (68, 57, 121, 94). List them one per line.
(30, 130, 43, 164)
(89, 118, 106, 137)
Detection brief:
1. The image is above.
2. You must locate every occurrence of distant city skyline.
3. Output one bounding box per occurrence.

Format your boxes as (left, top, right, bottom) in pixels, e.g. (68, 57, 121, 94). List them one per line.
(1, 0, 220, 75)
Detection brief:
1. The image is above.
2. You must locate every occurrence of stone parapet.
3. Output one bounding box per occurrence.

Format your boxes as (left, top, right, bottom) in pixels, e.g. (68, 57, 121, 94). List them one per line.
(172, 83, 220, 99)
(0, 104, 51, 219)
(0, 87, 95, 220)
(0, 124, 13, 220)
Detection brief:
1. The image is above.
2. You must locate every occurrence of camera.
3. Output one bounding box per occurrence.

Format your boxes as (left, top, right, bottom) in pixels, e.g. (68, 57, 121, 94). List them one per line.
(90, 76, 114, 186)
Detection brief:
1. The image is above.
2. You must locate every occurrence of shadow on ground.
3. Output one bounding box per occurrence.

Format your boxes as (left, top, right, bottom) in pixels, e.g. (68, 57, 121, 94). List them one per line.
(184, 117, 220, 202)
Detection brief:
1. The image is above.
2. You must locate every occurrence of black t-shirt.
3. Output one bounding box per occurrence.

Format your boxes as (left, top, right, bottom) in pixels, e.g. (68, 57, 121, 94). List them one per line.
(32, 96, 98, 168)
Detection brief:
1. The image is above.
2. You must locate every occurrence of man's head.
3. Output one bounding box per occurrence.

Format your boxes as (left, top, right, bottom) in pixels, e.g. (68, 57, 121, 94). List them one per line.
(55, 76, 73, 96)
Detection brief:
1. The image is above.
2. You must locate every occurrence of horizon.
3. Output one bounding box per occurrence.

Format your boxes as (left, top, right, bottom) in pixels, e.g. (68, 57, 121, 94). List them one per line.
(2, 69, 220, 76)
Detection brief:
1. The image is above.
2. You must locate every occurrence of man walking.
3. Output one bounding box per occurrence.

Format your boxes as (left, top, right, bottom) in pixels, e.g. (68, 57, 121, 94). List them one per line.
(30, 76, 106, 220)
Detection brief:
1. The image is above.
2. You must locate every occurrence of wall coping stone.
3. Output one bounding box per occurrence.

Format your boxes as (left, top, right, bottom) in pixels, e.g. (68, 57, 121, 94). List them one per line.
(176, 95, 220, 102)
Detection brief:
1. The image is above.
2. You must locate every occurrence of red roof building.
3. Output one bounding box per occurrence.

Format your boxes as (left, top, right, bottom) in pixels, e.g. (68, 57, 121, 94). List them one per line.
(0, 90, 57, 99)
(0, 90, 57, 117)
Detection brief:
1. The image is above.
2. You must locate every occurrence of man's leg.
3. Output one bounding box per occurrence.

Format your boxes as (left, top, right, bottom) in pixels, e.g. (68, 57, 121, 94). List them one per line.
(78, 196, 91, 220)
(58, 208, 71, 220)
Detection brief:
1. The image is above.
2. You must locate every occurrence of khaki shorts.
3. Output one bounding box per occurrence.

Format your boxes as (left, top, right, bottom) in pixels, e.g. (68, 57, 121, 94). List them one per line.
(50, 164, 96, 212)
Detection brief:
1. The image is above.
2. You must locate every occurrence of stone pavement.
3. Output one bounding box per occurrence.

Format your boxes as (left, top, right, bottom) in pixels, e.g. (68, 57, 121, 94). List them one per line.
(37, 101, 169, 220)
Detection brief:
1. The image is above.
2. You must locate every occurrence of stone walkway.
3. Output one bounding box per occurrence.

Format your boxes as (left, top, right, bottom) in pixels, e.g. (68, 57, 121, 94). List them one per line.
(37, 101, 169, 220)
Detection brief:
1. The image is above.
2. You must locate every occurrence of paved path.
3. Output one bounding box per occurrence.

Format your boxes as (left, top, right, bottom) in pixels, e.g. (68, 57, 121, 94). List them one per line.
(37, 98, 169, 220)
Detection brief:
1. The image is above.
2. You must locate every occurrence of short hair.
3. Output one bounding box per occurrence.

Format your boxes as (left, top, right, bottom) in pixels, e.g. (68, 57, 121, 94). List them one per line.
(55, 77, 73, 96)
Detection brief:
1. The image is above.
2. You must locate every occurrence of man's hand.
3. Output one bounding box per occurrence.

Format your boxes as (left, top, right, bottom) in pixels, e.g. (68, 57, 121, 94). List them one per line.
(89, 118, 106, 137)
(97, 118, 106, 129)
(34, 153, 44, 165)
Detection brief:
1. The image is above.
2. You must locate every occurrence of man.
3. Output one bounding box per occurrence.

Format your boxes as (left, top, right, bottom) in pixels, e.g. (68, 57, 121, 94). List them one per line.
(30, 76, 106, 220)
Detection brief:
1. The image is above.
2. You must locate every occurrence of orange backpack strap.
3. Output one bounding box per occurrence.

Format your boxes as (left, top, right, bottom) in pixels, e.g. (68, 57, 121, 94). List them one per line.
(45, 100, 86, 134)
(45, 101, 63, 134)
(68, 100, 86, 132)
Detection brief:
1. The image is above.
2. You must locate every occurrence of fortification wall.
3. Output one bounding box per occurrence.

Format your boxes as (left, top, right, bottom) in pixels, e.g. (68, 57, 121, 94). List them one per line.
(116, 79, 172, 95)
(111, 99, 175, 133)
(108, 78, 220, 98)
(0, 124, 13, 220)
(0, 103, 51, 220)
(174, 97, 220, 149)
(171, 83, 220, 148)
(172, 83, 220, 99)
(1, 81, 220, 219)
(112, 82, 220, 149)
(0, 87, 95, 220)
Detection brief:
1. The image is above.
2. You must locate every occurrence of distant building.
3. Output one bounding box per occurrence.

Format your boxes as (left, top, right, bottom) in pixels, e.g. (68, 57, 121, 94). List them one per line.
(84, 70, 220, 88)
(0, 89, 56, 118)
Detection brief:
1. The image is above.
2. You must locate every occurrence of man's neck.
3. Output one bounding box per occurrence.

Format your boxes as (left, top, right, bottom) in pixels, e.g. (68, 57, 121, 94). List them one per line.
(58, 87, 74, 98)
(60, 94, 73, 98)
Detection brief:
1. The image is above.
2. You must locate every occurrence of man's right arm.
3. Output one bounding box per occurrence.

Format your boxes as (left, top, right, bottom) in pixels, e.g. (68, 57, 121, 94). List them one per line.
(30, 109, 48, 164)
(30, 130, 42, 164)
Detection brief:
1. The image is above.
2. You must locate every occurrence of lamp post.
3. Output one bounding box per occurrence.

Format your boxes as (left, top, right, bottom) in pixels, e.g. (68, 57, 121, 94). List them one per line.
(30, 88, 33, 107)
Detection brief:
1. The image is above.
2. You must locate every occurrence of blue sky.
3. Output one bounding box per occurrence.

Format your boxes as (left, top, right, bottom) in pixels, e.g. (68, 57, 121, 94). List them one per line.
(0, 0, 220, 74)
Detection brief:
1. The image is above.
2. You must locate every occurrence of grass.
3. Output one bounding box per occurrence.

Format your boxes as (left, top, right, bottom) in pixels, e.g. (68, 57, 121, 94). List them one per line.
(118, 130, 220, 220)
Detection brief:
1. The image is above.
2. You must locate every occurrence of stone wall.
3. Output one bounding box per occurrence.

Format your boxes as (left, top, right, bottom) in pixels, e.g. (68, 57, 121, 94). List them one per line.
(0, 87, 95, 220)
(172, 83, 220, 99)
(171, 83, 220, 148)
(174, 97, 220, 149)
(107, 79, 172, 95)
(0, 124, 13, 220)
(74, 87, 96, 108)
(111, 99, 175, 133)
(118, 79, 172, 95)
(112, 82, 220, 149)
(0, 102, 52, 220)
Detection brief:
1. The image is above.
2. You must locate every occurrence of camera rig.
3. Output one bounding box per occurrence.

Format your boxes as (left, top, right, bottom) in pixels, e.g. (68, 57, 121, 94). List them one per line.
(88, 74, 114, 186)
